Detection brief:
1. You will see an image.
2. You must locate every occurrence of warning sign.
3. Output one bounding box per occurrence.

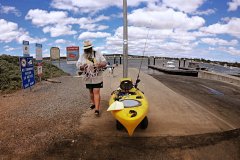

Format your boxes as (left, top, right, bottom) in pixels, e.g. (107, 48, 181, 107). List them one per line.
(19, 56, 35, 89)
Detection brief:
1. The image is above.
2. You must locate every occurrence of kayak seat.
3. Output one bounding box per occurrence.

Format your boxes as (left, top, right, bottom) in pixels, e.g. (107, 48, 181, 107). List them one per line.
(121, 99, 141, 108)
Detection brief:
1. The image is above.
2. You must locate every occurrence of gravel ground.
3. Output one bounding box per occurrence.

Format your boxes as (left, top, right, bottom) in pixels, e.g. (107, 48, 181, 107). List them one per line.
(0, 73, 240, 160)
(0, 76, 90, 159)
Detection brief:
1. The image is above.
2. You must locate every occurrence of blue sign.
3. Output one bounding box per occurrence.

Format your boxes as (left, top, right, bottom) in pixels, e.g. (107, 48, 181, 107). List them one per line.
(19, 57, 35, 89)
(23, 40, 29, 45)
(36, 43, 42, 48)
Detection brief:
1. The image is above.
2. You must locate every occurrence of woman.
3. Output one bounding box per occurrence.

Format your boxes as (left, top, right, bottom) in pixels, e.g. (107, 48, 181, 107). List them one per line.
(76, 40, 107, 116)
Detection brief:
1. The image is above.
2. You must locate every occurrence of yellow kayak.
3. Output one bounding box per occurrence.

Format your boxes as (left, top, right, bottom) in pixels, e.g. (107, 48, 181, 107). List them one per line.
(109, 78, 149, 136)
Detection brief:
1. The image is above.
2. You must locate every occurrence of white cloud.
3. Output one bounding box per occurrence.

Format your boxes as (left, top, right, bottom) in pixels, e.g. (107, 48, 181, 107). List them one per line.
(43, 25, 77, 37)
(26, 9, 71, 27)
(192, 9, 216, 15)
(201, 38, 238, 46)
(94, 46, 106, 52)
(162, 0, 205, 13)
(55, 39, 67, 44)
(0, 19, 46, 43)
(25, 9, 110, 37)
(0, 4, 21, 17)
(110, 13, 123, 19)
(219, 47, 240, 56)
(25, 9, 94, 27)
(0, 19, 19, 42)
(80, 24, 109, 31)
(97, 25, 109, 31)
(228, 0, 240, 11)
(3, 45, 20, 52)
(16, 32, 47, 44)
(94, 15, 110, 22)
(128, 6, 205, 31)
(105, 25, 202, 57)
(78, 31, 111, 40)
(50, 0, 156, 13)
(200, 18, 240, 38)
(208, 47, 215, 51)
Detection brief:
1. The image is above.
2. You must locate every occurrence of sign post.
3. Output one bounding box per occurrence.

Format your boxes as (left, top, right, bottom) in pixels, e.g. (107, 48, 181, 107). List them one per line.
(23, 40, 30, 57)
(19, 56, 35, 90)
(36, 43, 43, 81)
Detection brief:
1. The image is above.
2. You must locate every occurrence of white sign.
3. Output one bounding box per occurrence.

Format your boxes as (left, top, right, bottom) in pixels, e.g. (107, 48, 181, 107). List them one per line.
(23, 40, 29, 56)
(37, 65, 42, 75)
(36, 43, 42, 61)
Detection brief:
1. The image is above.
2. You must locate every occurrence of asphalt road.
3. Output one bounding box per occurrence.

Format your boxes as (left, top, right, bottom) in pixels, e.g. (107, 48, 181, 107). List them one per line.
(151, 74, 240, 128)
(44, 72, 240, 160)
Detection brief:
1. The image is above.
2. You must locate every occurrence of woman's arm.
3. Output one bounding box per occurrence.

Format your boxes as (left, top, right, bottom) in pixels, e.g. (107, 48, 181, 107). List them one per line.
(76, 55, 87, 71)
(95, 52, 107, 69)
(96, 61, 107, 68)
(80, 64, 88, 71)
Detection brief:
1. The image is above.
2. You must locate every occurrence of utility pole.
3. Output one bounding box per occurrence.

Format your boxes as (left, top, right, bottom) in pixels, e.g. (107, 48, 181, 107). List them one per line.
(123, 0, 128, 78)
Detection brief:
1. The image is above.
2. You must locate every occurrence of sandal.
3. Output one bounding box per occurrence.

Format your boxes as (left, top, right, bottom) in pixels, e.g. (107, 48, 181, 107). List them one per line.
(90, 104, 95, 110)
(95, 110, 100, 116)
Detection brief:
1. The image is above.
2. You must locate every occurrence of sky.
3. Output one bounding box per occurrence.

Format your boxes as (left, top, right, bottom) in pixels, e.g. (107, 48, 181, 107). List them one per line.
(0, 0, 240, 62)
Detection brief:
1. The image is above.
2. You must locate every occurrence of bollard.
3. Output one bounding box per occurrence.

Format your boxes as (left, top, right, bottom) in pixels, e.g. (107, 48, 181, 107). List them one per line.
(120, 56, 122, 64)
(179, 59, 181, 68)
(153, 57, 156, 65)
(183, 59, 186, 67)
(114, 56, 116, 64)
(148, 57, 150, 66)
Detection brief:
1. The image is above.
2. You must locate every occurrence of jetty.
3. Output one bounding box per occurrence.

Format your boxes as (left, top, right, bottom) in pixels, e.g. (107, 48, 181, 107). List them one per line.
(148, 65, 198, 77)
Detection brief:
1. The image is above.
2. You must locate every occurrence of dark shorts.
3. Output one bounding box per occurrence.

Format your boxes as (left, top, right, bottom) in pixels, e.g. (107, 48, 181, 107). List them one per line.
(86, 82, 103, 89)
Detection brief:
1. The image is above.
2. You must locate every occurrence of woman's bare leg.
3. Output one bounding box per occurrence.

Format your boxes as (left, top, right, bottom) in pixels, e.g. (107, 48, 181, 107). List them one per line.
(89, 89, 94, 105)
(93, 88, 100, 111)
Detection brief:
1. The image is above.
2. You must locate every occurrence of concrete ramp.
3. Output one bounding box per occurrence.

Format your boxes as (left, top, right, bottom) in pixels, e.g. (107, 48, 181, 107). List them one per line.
(78, 66, 235, 137)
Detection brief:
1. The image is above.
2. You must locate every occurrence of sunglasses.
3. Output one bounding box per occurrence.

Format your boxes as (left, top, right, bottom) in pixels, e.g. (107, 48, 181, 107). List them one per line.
(84, 48, 92, 53)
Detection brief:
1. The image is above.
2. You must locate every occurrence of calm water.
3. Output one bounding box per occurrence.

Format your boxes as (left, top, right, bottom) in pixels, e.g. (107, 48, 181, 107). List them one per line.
(52, 58, 240, 76)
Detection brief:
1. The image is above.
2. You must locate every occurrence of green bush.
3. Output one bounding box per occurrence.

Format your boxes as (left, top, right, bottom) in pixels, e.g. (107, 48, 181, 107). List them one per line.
(0, 55, 68, 93)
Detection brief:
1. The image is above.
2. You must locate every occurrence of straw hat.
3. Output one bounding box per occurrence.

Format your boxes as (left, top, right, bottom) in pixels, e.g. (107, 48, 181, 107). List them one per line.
(83, 40, 93, 49)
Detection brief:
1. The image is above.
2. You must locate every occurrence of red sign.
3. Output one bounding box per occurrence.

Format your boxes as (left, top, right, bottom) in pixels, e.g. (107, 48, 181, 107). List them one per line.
(66, 46, 79, 63)
(67, 46, 79, 51)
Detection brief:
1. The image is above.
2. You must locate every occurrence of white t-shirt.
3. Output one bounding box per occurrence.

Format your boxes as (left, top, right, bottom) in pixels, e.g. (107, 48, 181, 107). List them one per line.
(76, 51, 106, 84)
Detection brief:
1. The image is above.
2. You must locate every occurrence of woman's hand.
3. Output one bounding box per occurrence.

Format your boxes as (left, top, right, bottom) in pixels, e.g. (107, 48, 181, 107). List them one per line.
(80, 64, 87, 71)
(95, 63, 101, 69)
(95, 62, 107, 69)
